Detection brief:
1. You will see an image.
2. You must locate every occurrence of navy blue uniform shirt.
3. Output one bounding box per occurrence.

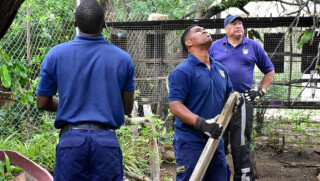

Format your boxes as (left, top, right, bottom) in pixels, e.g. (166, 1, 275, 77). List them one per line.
(37, 35, 135, 129)
(209, 36, 274, 92)
(169, 54, 233, 143)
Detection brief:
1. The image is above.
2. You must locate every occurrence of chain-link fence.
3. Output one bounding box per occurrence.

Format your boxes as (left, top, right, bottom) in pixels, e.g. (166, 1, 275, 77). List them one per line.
(0, 2, 319, 149)
(0, 2, 76, 138)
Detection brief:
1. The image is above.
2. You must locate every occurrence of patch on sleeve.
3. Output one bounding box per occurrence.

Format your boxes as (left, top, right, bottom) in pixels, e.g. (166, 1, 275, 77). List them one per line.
(219, 70, 225, 78)
(265, 51, 268, 56)
(177, 166, 185, 173)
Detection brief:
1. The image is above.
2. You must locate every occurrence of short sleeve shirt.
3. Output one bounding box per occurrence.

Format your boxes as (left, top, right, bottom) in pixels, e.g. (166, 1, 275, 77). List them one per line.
(37, 35, 135, 129)
(168, 54, 233, 143)
(209, 36, 274, 92)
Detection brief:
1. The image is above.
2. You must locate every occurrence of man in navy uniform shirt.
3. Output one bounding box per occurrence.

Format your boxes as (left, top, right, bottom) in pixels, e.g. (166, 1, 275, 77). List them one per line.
(36, 0, 135, 180)
(169, 25, 235, 180)
(209, 14, 275, 181)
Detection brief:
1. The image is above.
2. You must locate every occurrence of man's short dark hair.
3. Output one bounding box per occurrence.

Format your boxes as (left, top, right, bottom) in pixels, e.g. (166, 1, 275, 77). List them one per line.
(75, 0, 105, 34)
(181, 25, 198, 53)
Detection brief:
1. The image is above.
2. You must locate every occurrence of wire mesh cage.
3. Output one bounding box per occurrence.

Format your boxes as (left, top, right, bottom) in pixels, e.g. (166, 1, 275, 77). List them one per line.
(106, 17, 320, 109)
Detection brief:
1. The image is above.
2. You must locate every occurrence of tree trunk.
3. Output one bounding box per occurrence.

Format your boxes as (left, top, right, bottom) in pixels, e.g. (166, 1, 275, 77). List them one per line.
(100, 0, 116, 22)
(255, 108, 266, 136)
(0, 0, 25, 40)
(119, 0, 130, 20)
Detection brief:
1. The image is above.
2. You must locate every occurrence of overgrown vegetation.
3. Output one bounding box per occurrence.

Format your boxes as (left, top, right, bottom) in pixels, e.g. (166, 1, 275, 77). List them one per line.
(0, 152, 22, 181)
(0, 123, 58, 172)
(0, 114, 174, 177)
(251, 109, 320, 154)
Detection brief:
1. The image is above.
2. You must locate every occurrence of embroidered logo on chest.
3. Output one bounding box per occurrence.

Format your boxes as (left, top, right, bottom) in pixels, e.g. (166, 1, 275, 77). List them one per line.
(219, 70, 225, 78)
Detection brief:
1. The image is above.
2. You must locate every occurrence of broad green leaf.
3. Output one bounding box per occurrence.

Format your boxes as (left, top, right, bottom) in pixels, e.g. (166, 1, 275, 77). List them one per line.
(5, 61, 13, 67)
(0, 51, 9, 61)
(14, 166, 21, 173)
(0, 65, 11, 88)
(27, 92, 34, 102)
(0, 161, 4, 176)
(21, 96, 27, 105)
(19, 77, 28, 88)
(5, 153, 12, 174)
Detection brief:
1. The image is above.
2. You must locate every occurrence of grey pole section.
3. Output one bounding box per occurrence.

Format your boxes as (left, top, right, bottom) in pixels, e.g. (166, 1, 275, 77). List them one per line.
(216, 13, 221, 34)
(74, 0, 82, 35)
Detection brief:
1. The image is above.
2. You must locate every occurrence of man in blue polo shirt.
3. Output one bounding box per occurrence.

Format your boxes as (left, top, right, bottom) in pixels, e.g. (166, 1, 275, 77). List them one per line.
(169, 25, 234, 180)
(36, 0, 135, 180)
(209, 15, 275, 181)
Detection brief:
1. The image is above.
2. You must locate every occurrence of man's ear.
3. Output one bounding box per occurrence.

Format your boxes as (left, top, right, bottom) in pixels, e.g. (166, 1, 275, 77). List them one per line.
(224, 26, 228, 32)
(185, 39, 192, 48)
(74, 21, 77, 27)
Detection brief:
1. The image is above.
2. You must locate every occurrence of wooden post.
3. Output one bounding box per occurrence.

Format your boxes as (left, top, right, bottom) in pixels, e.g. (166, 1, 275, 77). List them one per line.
(26, 1, 31, 65)
(25, 0, 32, 135)
(130, 101, 139, 138)
(156, 102, 161, 116)
(190, 92, 240, 181)
(143, 104, 160, 181)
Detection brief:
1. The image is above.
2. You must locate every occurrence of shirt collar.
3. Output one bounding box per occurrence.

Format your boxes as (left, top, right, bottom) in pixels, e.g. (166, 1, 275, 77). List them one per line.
(242, 36, 249, 44)
(222, 36, 228, 44)
(223, 35, 248, 44)
(187, 54, 213, 66)
(75, 34, 106, 41)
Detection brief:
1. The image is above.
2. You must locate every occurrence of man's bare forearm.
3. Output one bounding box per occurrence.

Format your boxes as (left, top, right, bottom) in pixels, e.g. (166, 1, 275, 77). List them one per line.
(260, 70, 275, 90)
(36, 95, 59, 112)
(169, 101, 198, 126)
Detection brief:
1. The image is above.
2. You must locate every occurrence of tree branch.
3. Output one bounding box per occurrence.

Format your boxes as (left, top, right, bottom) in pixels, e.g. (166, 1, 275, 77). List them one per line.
(182, 9, 199, 19)
(277, 0, 300, 6)
(200, 0, 250, 19)
(306, 1, 311, 14)
(198, 0, 320, 19)
(239, 6, 250, 15)
(286, 0, 311, 15)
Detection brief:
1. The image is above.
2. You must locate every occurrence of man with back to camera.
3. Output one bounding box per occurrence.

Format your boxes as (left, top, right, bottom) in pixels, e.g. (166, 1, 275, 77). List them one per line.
(209, 14, 275, 181)
(169, 24, 239, 180)
(36, 0, 135, 180)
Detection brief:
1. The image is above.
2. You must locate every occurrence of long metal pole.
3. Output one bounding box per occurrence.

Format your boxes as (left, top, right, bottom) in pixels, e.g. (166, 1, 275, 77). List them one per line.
(26, 1, 31, 64)
(288, 27, 293, 104)
(74, 0, 82, 35)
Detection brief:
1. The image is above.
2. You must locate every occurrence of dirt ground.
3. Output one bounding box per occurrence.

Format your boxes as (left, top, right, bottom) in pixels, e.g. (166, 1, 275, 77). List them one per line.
(160, 145, 320, 181)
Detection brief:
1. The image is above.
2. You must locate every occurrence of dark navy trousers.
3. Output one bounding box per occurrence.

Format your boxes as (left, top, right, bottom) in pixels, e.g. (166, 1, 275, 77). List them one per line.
(173, 137, 230, 181)
(54, 129, 123, 181)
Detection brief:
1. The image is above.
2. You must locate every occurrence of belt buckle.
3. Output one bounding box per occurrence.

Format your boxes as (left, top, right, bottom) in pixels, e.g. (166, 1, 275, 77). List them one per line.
(72, 123, 89, 130)
(59, 124, 70, 137)
(91, 123, 106, 130)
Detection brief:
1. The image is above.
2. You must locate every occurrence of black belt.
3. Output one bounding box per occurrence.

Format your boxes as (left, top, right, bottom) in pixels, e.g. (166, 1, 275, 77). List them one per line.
(60, 122, 114, 136)
(239, 89, 251, 94)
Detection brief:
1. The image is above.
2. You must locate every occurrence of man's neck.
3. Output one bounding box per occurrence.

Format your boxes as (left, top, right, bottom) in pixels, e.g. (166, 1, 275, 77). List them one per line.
(189, 48, 211, 69)
(79, 32, 103, 37)
(227, 36, 243, 47)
